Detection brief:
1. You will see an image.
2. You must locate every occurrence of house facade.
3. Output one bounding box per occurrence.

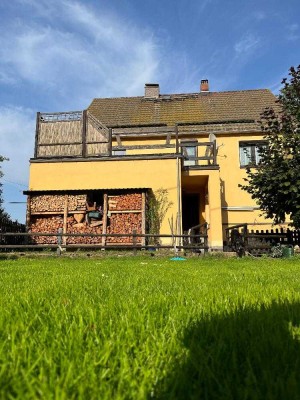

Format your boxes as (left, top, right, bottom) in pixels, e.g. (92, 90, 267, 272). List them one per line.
(26, 80, 279, 249)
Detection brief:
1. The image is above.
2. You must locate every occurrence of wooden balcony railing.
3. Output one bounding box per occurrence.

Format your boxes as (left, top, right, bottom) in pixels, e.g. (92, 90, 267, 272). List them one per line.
(33, 111, 218, 168)
(180, 141, 217, 168)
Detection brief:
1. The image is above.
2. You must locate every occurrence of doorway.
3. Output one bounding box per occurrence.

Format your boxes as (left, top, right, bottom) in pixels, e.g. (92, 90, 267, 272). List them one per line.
(182, 193, 200, 231)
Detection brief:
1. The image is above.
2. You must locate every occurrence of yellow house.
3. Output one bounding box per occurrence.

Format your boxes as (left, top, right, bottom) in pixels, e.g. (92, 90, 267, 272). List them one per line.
(26, 80, 278, 250)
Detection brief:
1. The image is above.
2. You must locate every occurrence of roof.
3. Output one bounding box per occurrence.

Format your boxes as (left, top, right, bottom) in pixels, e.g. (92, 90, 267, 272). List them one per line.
(87, 89, 277, 127)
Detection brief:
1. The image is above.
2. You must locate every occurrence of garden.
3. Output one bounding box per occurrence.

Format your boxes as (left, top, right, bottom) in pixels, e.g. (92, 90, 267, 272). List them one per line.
(1, 254, 300, 399)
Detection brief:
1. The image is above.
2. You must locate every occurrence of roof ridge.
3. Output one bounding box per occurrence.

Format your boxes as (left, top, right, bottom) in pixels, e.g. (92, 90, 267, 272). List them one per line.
(87, 87, 277, 128)
(90, 88, 273, 102)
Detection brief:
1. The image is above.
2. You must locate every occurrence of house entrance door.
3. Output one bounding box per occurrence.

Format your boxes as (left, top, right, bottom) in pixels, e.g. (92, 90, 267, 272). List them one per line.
(182, 193, 200, 232)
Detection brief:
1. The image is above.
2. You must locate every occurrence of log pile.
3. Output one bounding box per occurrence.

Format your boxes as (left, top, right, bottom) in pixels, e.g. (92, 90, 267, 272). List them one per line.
(107, 213, 142, 243)
(108, 193, 142, 210)
(28, 191, 144, 246)
(29, 216, 63, 244)
(67, 216, 103, 244)
(106, 192, 143, 244)
(29, 215, 103, 245)
(30, 194, 87, 213)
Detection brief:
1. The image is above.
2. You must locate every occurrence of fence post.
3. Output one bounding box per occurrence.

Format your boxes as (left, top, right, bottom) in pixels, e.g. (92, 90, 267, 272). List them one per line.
(243, 224, 248, 253)
(204, 223, 208, 253)
(225, 228, 229, 250)
(57, 228, 63, 256)
(132, 229, 137, 256)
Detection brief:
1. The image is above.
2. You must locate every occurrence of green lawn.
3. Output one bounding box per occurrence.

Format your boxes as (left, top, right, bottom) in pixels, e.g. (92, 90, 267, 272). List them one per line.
(1, 255, 300, 399)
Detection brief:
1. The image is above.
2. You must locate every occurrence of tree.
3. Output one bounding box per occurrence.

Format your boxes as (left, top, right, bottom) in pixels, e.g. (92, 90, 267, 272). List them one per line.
(240, 65, 300, 228)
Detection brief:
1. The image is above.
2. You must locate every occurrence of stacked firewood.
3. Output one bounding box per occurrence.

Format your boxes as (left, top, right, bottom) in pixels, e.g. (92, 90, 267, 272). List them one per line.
(29, 215, 103, 244)
(67, 216, 102, 244)
(107, 213, 142, 243)
(28, 192, 144, 245)
(108, 193, 142, 211)
(29, 216, 63, 244)
(30, 194, 86, 212)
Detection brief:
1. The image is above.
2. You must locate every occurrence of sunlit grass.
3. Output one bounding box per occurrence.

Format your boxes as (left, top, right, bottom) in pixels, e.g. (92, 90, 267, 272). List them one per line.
(1, 255, 300, 399)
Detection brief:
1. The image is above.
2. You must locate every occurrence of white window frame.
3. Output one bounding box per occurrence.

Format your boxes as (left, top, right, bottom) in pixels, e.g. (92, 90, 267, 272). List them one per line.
(239, 141, 265, 167)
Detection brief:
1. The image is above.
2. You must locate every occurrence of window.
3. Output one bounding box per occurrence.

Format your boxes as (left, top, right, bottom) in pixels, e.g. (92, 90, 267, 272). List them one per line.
(112, 149, 126, 156)
(239, 141, 265, 167)
(181, 141, 197, 166)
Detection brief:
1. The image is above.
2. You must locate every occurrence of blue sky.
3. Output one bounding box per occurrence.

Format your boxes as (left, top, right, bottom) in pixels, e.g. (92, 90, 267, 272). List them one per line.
(0, 0, 299, 222)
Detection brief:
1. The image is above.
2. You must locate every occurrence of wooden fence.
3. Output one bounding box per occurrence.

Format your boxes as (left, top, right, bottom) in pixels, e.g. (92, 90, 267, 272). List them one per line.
(0, 217, 26, 246)
(0, 230, 208, 254)
(225, 224, 299, 255)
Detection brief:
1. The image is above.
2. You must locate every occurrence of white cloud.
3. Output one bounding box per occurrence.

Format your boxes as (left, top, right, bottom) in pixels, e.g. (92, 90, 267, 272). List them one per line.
(289, 23, 299, 31)
(0, 0, 163, 107)
(234, 33, 261, 55)
(0, 0, 169, 221)
(198, 0, 214, 13)
(0, 106, 35, 185)
(0, 71, 17, 85)
(253, 11, 266, 21)
(286, 23, 300, 41)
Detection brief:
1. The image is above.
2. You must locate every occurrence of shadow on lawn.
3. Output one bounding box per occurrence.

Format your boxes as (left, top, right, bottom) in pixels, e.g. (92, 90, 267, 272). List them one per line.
(153, 300, 300, 400)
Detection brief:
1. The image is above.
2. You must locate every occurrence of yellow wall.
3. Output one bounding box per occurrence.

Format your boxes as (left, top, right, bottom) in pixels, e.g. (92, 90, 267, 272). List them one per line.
(30, 130, 278, 249)
(179, 132, 279, 247)
(216, 133, 277, 225)
(29, 158, 181, 242)
(216, 133, 259, 207)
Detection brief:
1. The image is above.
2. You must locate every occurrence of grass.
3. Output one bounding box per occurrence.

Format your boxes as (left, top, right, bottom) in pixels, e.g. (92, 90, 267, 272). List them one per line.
(1, 255, 300, 399)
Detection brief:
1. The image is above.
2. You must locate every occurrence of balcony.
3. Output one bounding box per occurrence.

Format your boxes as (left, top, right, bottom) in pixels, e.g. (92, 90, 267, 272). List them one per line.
(33, 110, 218, 169)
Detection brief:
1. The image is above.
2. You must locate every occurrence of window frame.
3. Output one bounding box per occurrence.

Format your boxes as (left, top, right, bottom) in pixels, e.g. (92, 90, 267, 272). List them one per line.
(181, 140, 198, 166)
(239, 140, 266, 168)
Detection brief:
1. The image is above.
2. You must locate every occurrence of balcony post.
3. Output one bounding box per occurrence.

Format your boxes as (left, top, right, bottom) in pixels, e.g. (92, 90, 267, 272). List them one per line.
(212, 140, 217, 165)
(82, 110, 87, 157)
(34, 112, 40, 158)
(175, 124, 179, 154)
(108, 128, 112, 156)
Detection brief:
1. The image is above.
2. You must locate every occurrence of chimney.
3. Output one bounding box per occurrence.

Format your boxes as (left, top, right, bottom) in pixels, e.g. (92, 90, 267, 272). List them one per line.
(200, 79, 209, 92)
(144, 83, 159, 98)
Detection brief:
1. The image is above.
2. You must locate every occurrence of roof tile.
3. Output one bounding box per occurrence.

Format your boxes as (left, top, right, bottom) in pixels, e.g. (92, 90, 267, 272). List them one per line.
(87, 89, 277, 127)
